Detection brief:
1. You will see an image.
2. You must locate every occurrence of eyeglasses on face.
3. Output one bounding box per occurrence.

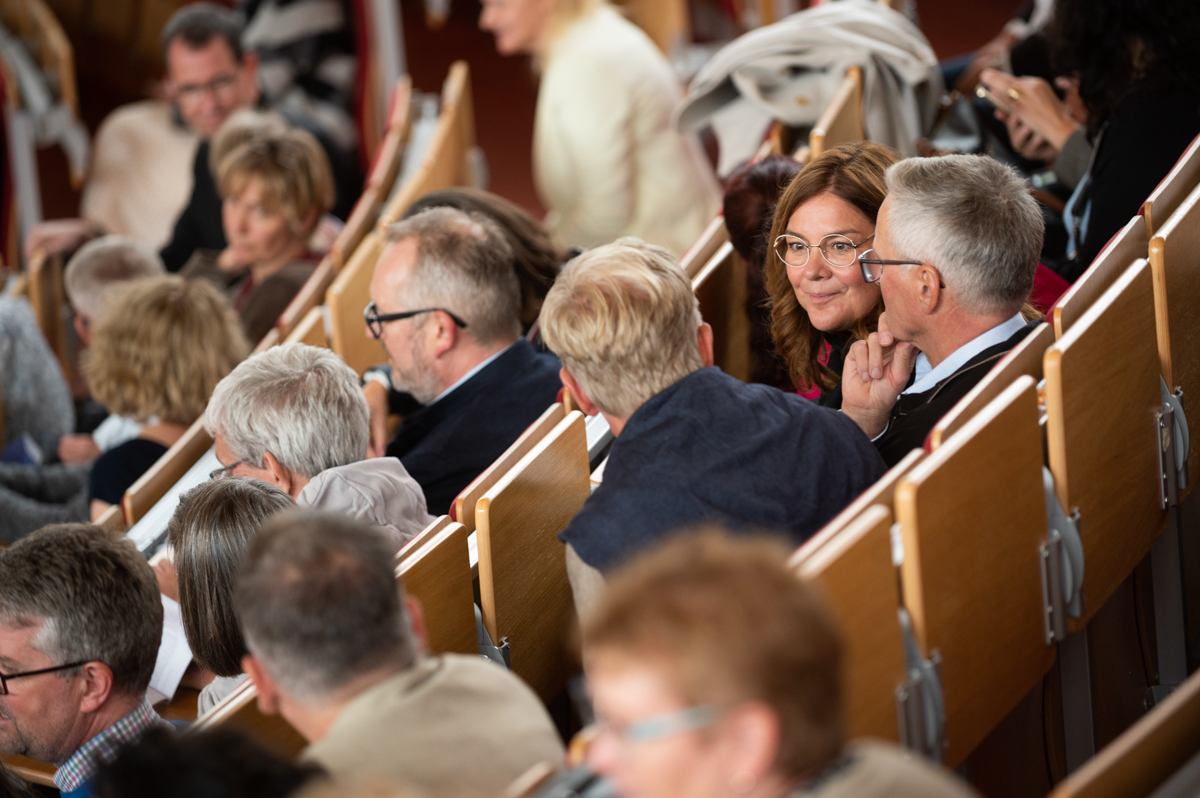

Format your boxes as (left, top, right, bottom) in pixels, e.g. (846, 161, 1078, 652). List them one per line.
(0, 661, 90, 695)
(773, 233, 875, 270)
(363, 301, 469, 340)
(209, 458, 250, 480)
(173, 73, 239, 107)
(594, 704, 718, 745)
(855, 249, 928, 284)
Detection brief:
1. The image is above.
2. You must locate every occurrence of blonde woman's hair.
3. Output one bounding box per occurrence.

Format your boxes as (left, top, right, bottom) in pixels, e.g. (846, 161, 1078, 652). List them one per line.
(539, 238, 703, 420)
(208, 108, 290, 176)
(217, 126, 335, 234)
(84, 275, 250, 425)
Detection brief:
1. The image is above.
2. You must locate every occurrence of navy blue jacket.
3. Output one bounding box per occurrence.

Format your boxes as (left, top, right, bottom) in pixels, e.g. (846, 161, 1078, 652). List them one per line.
(561, 367, 887, 571)
(386, 340, 563, 515)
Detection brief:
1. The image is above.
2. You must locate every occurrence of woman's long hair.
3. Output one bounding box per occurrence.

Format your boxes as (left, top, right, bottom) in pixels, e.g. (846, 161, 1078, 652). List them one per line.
(764, 142, 898, 394)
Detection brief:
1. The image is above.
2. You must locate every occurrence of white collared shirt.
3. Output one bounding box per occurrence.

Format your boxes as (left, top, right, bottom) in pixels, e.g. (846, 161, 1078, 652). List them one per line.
(426, 342, 518, 407)
(904, 312, 1028, 395)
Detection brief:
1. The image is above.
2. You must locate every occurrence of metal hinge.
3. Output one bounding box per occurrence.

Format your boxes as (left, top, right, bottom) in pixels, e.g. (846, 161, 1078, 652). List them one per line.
(1157, 378, 1189, 509)
(895, 608, 945, 763)
(1041, 467, 1084, 644)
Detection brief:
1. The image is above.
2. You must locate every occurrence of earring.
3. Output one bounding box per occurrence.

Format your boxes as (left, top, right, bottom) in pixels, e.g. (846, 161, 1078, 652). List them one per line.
(729, 770, 757, 795)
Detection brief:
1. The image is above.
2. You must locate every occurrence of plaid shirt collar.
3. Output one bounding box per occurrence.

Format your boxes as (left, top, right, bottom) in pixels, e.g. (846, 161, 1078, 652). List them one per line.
(53, 698, 167, 793)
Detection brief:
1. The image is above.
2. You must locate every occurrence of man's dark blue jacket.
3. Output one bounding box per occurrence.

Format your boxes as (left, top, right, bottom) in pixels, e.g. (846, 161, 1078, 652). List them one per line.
(560, 367, 887, 572)
(386, 340, 563, 515)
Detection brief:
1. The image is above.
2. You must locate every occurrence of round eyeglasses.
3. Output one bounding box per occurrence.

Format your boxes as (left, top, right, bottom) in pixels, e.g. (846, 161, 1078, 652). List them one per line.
(773, 233, 874, 270)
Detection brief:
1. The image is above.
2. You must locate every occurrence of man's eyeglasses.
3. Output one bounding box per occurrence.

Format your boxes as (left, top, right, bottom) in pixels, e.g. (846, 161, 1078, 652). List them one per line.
(364, 301, 469, 340)
(173, 73, 239, 107)
(856, 249, 928, 284)
(774, 233, 875, 270)
(594, 705, 717, 745)
(210, 459, 249, 480)
(0, 661, 90, 695)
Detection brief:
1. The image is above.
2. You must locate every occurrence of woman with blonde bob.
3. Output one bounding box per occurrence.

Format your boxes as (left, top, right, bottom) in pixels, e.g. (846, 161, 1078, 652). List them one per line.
(582, 529, 977, 798)
(763, 142, 898, 407)
(479, 0, 720, 257)
(0, 275, 248, 541)
(184, 119, 334, 344)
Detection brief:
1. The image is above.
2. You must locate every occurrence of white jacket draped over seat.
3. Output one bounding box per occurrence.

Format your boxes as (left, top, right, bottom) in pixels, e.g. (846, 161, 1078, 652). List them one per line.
(535, 5, 721, 257)
(675, 0, 942, 175)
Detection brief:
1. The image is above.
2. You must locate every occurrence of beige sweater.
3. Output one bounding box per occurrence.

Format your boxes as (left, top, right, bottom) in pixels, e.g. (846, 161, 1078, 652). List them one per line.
(534, 5, 720, 257)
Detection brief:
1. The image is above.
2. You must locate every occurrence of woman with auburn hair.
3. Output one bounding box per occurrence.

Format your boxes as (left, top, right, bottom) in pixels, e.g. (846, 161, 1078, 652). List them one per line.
(0, 275, 248, 541)
(764, 142, 898, 407)
(582, 529, 976, 798)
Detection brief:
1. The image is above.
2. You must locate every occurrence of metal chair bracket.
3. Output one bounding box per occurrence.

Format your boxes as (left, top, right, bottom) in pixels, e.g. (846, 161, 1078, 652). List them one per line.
(895, 608, 945, 763)
(1157, 378, 1189, 508)
(1041, 467, 1084, 643)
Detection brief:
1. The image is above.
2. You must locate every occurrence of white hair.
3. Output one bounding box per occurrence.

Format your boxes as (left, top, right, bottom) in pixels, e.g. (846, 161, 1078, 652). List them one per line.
(204, 343, 369, 477)
(884, 154, 1042, 316)
(63, 235, 164, 321)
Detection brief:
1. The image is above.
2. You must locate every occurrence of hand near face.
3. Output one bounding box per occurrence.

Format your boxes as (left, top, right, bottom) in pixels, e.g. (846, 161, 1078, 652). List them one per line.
(840, 313, 918, 439)
(979, 70, 1082, 155)
(216, 245, 252, 275)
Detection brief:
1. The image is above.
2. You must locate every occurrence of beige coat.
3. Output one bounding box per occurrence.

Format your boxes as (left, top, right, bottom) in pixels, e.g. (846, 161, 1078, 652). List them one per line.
(800, 741, 979, 797)
(535, 5, 720, 257)
(302, 654, 565, 793)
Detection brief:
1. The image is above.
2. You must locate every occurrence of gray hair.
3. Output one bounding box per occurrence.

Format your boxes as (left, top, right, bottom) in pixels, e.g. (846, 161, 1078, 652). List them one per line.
(235, 511, 417, 703)
(883, 154, 1042, 316)
(169, 479, 295, 677)
(63, 236, 164, 322)
(204, 343, 369, 478)
(383, 206, 522, 345)
(0, 524, 162, 696)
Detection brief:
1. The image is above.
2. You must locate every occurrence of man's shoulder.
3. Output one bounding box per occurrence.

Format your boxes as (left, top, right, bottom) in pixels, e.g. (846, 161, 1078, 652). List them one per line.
(808, 741, 978, 798)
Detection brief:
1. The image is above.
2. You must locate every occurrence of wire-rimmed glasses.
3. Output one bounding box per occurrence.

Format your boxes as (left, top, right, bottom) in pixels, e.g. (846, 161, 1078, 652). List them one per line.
(773, 233, 875, 270)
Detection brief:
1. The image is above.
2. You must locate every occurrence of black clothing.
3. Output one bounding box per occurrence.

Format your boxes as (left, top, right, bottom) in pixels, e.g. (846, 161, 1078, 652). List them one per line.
(385, 341, 563, 515)
(873, 321, 1039, 466)
(87, 438, 168, 505)
(816, 332, 852, 409)
(560, 367, 887, 572)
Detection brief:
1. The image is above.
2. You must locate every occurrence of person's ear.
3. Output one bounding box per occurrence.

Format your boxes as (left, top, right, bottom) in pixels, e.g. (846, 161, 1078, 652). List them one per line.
(260, 452, 299, 496)
(917, 264, 942, 311)
(720, 702, 782, 790)
(76, 662, 114, 714)
(242, 655, 281, 716)
(428, 312, 459, 359)
(698, 322, 715, 368)
(559, 367, 599, 417)
(405, 594, 429, 653)
(73, 315, 92, 347)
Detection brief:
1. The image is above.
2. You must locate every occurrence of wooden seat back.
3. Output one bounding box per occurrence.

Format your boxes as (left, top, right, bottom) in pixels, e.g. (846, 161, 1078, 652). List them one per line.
(928, 322, 1054, 449)
(1143, 135, 1200, 237)
(1044, 259, 1167, 632)
(25, 249, 68, 376)
(1054, 216, 1147, 338)
(1149, 182, 1200, 486)
(325, 230, 386, 376)
(476, 411, 590, 701)
(188, 678, 307, 758)
(809, 66, 865, 158)
(0, 753, 54, 787)
(275, 259, 335, 339)
(121, 417, 213, 526)
(283, 305, 327, 349)
(396, 519, 476, 656)
(691, 238, 751, 382)
(1048, 668, 1200, 798)
(895, 376, 1056, 766)
(680, 217, 729, 281)
(792, 504, 906, 742)
(613, 0, 689, 57)
(454, 403, 565, 534)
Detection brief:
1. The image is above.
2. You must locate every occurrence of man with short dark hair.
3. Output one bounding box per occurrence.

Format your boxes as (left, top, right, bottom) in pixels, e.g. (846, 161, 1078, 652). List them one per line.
(0, 525, 166, 798)
(368, 207, 564, 514)
(235, 510, 563, 792)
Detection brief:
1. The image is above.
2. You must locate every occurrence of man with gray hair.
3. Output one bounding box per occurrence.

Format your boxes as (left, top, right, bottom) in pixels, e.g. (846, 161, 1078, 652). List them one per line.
(540, 238, 885, 614)
(205, 343, 433, 548)
(840, 154, 1043, 466)
(0, 525, 166, 797)
(368, 206, 563, 514)
(235, 511, 564, 791)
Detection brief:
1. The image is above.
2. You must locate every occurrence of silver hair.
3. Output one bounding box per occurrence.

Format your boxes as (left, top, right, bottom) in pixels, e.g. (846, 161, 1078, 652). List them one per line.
(204, 343, 369, 477)
(63, 235, 164, 321)
(383, 206, 522, 345)
(883, 154, 1043, 316)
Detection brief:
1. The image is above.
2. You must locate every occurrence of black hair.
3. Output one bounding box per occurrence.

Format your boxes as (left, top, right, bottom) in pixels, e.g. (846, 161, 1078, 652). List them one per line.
(161, 3, 244, 63)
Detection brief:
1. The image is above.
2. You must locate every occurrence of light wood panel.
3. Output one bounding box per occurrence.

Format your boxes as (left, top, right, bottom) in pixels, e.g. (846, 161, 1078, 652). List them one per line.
(1044, 259, 1167, 631)
(809, 66, 864, 158)
(679, 217, 728, 280)
(397, 520, 477, 656)
(1048, 667, 1200, 798)
(25, 249, 68, 377)
(121, 417, 213, 526)
(896, 377, 1056, 766)
(326, 231, 386, 377)
(0, 753, 54, 787)
(1143, 134, 1200, 237)
(454, 403, 565, 533)
(275, 259, 335, 339)
(1149, 182, 1200, 488)
(794, 504, 905, 742)
(929, 322, 1053, 450)
(283, 305, 327, 349)
(397, 515, 454, 562)
(189, 678, 307, 758)
(613, 0, 689, 57)
(476, 411, 590, 702)
(692, 242, 751, 382)
(1054, 215, 1146, 339)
